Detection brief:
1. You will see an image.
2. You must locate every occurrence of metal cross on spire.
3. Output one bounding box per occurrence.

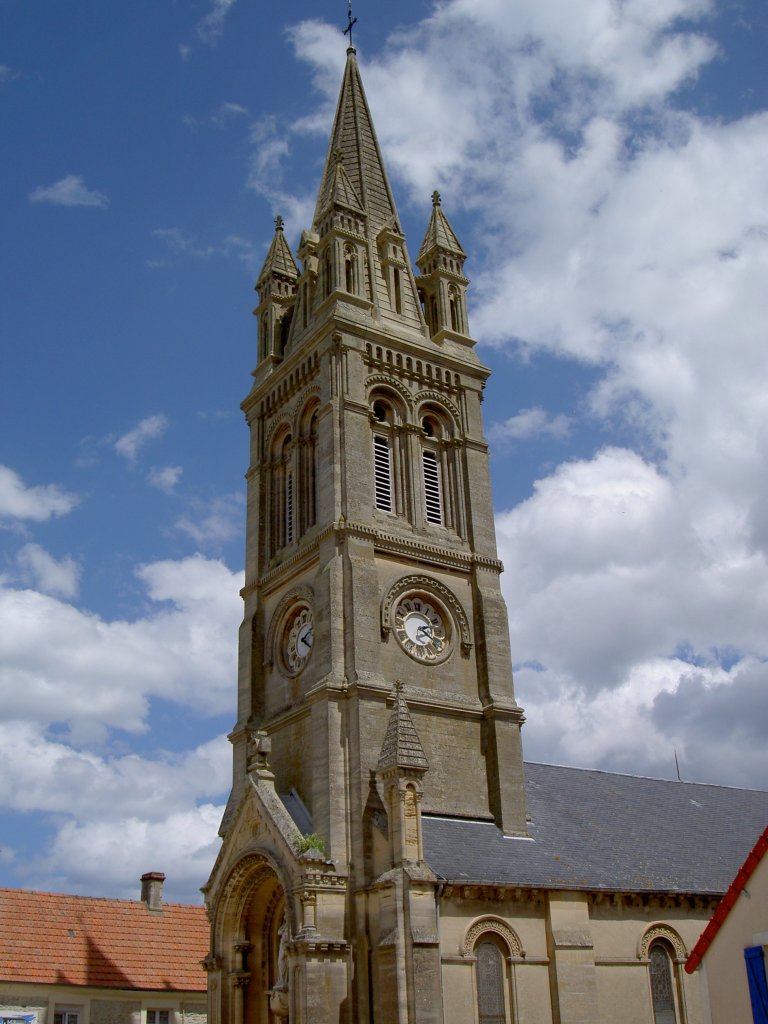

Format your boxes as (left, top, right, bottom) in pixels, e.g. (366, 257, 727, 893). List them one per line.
(343, 0, 358, 48)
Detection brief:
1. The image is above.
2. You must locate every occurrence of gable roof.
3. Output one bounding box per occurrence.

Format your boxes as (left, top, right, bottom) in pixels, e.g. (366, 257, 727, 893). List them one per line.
(422, 762, 768, 894)
(685, 824, 768, 973)
(0, 888, 208, 991)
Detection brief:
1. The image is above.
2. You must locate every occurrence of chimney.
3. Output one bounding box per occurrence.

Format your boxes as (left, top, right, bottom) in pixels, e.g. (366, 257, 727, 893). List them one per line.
(140, 871, 165, 911)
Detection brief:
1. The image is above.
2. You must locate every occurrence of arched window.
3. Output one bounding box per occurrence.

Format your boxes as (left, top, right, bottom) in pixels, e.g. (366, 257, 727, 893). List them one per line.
(393, 267, 402, 314)
(476, 940, 506, 1024)
(448, 285, 463, 333)
(649, 941, 678, 1024)
(270, 430, 294, 556)
(344, 244, 358, 294)
(369, 393, 409, 519)
(259, 313, 269, 361)
(420, 409, 452, 529)
(372, 401, 394, 512)
(323, 248, 333, 298)
(298, 402, 319, 533)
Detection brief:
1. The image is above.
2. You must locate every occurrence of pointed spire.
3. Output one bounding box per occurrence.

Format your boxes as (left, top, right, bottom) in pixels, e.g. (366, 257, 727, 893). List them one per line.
(313, 49, 401, 236)
(256, 215, 299, 288)
(417, 191, 466, 266)
(378, 682, 429, 772)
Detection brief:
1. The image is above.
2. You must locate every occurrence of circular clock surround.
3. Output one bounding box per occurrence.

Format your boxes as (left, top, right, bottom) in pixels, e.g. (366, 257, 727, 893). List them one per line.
(393, 593, 451, 663)
(280, 605, 314, 675)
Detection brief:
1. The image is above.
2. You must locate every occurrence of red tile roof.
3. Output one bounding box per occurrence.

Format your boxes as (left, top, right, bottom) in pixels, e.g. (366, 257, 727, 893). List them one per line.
(0, 888, 208, 992)
(685, 824, 768, 973)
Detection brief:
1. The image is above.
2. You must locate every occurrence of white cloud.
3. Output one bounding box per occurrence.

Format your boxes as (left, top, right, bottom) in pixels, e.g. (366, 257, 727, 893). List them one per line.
(29, 174, 108, 208)
(275, 2, 767, 787)
(489, 406, 571, 443)
(0, 721, 228, 900)
(114, 414, 168, 462)
(0, 555, 243, 737)
(0, 465, 78, 522)
(196, 0, 238, 45)
(175, 493, 244, 548)
(148, 465, 183, 493)
(40, 805, 223, 902)
(16, 543, 80, 599)
(0, 65, 20, 83)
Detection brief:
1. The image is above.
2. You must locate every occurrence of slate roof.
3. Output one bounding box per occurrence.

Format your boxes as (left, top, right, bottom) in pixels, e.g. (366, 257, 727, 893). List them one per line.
(686, 824, 768, 972)
(422, 762, 768, 894)
(0, 889, 208, 990)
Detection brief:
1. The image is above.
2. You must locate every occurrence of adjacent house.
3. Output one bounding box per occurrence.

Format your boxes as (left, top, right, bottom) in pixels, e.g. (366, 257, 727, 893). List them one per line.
(686, 827, 768, 1024)
(0, 873, 207, 1024)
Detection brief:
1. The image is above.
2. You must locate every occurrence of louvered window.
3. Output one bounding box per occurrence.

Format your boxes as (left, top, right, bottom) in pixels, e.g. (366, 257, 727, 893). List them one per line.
(423, 449, 443, 524)
(374, 435, 393, 512)
(286, 470, 294, 544)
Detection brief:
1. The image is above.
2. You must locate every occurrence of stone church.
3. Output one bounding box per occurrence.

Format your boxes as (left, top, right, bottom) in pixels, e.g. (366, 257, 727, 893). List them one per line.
(202, 45, 768, 1024)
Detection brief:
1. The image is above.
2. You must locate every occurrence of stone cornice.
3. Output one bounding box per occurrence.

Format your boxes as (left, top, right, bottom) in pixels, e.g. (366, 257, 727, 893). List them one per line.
(244, 520, 503, 595)
(441, 884, 723, 908)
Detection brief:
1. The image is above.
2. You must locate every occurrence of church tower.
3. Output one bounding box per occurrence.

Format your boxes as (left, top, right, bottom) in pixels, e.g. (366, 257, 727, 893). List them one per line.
(204, 45, 527, 1024)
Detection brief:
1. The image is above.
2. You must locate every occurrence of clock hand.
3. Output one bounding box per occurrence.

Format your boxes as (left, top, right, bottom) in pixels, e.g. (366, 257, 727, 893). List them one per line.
(416, 624, 433, 642)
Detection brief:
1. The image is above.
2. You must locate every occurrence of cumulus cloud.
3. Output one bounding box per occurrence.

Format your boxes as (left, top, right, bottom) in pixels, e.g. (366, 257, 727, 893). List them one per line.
(16, 543, 80, 599)
(29, 174, 109, 208)
(0, 722, 228, 900)
(0, 465, 78, 523)
(114, 414, 168, 462)
(148, 465, 183, 493)
(489, 406, 571, 443)
(175, 493, 245, 548)
(272, 0, 768, 787)
(0, 554, 242, 738)
(0, 553, 240, 899)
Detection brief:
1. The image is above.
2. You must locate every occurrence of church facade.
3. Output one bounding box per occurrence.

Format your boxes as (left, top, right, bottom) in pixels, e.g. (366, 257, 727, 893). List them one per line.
(202, 46, 768, 1024)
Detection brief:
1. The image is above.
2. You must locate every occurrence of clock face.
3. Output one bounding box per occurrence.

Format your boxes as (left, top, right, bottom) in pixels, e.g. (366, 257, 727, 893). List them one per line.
(394, 597, 447, 661)
(285, 607, 313, 674)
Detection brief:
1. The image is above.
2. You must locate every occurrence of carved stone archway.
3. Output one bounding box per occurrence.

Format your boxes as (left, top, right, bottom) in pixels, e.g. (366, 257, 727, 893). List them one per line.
(214, 853, 295, 1024)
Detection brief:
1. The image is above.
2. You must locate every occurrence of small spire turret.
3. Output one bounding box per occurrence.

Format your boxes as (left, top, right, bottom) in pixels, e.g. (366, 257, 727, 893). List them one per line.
(415, 192, 471, 343)
(253, 216, 299, 369)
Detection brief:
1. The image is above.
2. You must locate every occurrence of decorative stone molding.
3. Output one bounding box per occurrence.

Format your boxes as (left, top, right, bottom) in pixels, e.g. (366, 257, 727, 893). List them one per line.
(202, 953, 223, 973)
(381, 574, 472, 654)
(264, 585, 314, 669)
(365, 374, 414, 410)
(638, 924, 688, 962)
(461, 917, 525, 959)
(414, 390, 462, 429)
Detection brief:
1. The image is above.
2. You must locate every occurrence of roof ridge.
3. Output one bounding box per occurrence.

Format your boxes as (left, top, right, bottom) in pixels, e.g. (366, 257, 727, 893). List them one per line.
(0, 887, 204, 908)
(524, 761, 768, 793)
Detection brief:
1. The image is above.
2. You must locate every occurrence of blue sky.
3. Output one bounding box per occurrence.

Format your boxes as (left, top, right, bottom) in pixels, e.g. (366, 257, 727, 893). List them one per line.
(1, 0, 767, 902)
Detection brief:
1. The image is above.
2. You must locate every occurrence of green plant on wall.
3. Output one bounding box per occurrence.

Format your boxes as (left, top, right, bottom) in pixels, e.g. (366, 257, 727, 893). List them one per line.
(296, 832, 326, 855)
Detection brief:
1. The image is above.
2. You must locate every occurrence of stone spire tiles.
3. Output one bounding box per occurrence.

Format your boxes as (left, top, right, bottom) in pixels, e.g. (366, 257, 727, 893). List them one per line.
(378, 683, 429, 772)
(313, 49, 401, 237)
(256, 215, 298, 287)
(417, 191, 466, 265)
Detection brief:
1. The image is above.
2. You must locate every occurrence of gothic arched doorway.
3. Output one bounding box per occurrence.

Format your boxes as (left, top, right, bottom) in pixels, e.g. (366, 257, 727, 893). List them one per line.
(214, 854, 293, 1024)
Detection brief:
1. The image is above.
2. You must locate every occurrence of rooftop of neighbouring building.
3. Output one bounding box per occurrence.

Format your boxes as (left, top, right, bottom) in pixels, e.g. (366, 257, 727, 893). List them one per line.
(0, 874, 208, 991)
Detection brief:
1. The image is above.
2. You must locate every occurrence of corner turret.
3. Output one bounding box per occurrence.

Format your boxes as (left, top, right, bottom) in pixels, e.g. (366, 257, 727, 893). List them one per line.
(253, 215, 299, 371)
(416, 190, 472, 344)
